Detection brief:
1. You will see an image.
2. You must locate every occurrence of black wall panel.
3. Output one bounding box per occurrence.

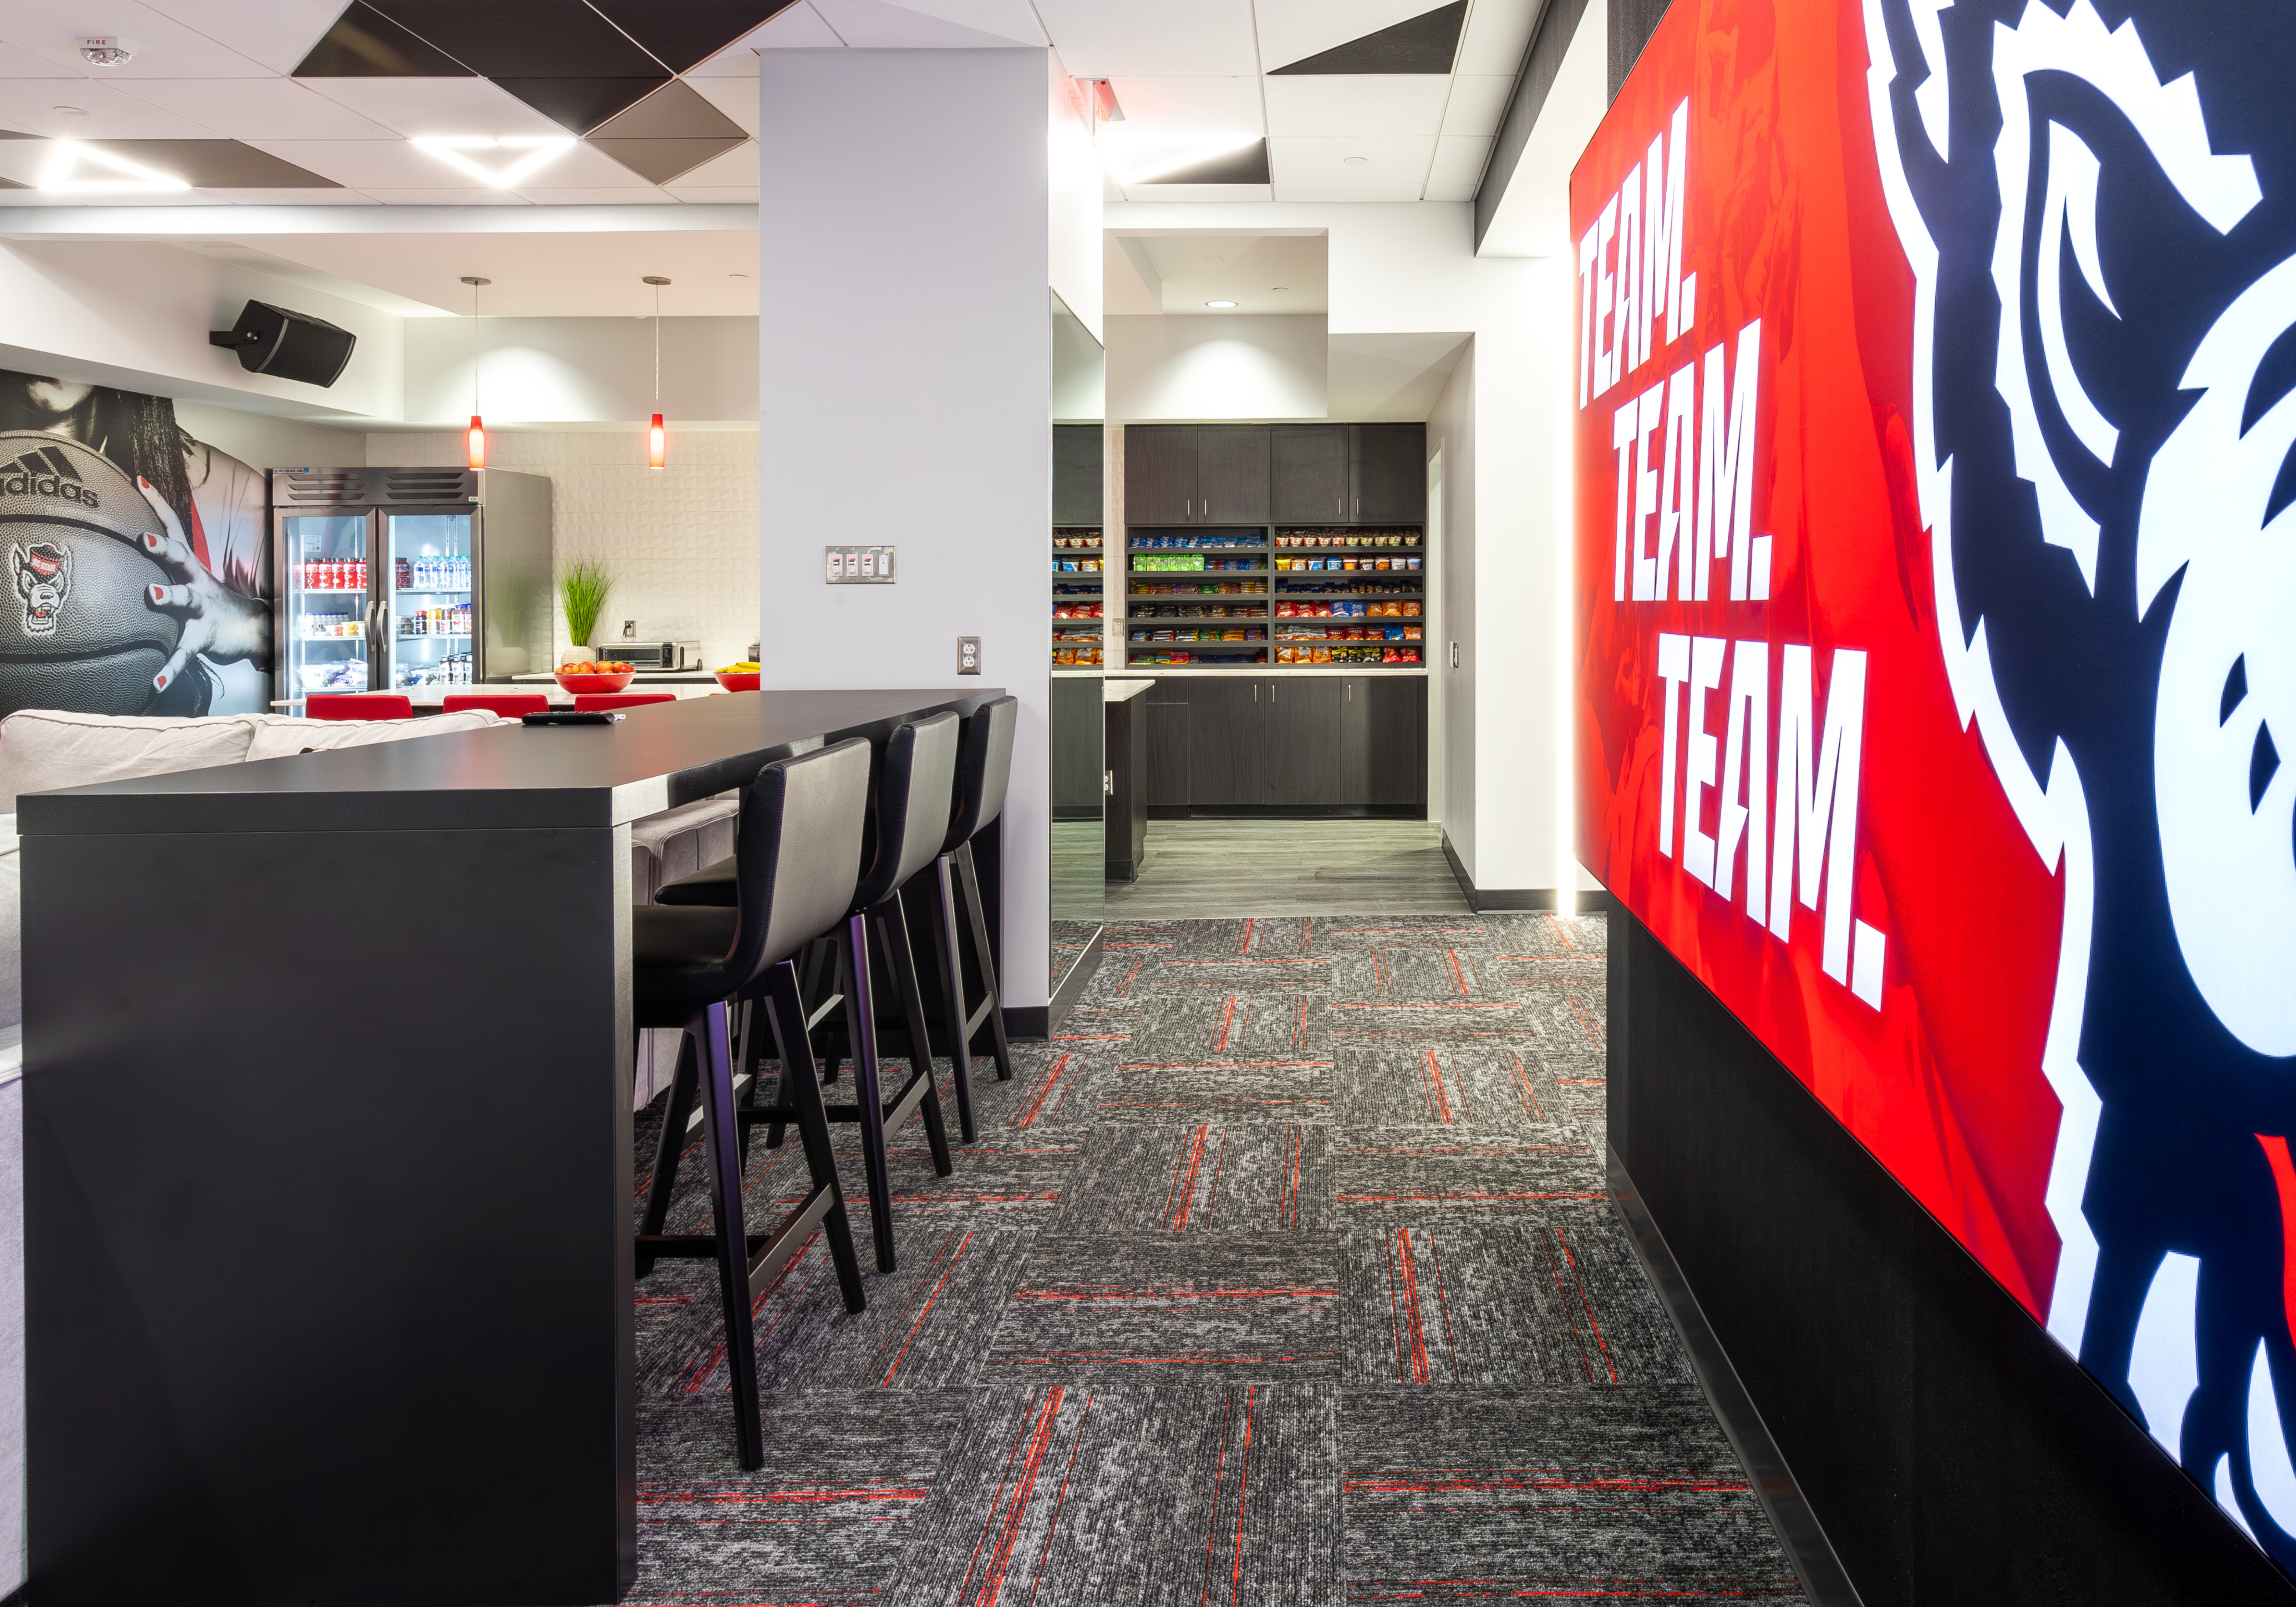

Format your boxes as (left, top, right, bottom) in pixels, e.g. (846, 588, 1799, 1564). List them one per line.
(1610, 911, 2293, 1605)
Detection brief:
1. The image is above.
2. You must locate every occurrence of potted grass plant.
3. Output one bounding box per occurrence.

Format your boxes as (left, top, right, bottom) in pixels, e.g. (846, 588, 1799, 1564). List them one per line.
(558, 557, 615, 663)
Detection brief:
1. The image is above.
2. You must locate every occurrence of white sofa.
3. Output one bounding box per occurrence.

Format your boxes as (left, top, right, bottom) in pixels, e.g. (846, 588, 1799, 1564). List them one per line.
(0, 708, 739, 1600)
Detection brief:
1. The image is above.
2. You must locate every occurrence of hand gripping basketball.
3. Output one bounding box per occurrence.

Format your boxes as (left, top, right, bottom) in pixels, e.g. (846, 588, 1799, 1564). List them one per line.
(137, 475, 270, 692)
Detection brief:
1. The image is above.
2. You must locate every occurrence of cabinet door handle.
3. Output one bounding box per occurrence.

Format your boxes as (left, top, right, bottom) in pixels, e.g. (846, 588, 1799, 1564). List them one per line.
(1253, 683, 1259, 702)
(1187, 497, 1193, 516)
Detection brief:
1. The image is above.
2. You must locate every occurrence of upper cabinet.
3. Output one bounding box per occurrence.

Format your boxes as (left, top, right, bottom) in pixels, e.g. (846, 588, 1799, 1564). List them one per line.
(1053, 425, 1104, 526)
(1127, 423, 1424, 526)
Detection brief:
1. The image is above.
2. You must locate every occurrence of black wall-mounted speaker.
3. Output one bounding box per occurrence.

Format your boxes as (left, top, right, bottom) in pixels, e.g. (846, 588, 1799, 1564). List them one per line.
(208, 300, 357, 388)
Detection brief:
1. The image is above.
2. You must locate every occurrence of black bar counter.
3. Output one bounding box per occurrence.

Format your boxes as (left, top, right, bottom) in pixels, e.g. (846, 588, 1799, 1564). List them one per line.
(19, 688, 1002, 1607)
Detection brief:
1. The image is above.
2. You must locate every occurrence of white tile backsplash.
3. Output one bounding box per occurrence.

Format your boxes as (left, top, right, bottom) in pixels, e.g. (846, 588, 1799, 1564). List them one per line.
(366, 429, 760, 669)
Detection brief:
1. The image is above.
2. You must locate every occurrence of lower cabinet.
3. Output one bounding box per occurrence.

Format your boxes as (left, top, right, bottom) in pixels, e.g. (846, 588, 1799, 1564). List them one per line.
(1147, 675, 1425, 813)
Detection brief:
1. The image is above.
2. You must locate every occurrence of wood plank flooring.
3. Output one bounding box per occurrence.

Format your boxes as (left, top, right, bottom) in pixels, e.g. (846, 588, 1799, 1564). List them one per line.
(1102, 818, 1469, 918)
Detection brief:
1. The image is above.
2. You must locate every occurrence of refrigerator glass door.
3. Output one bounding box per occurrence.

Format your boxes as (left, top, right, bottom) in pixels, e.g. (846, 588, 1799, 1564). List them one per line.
(386, 512, 474, 690)
(281, 514, 372, 697)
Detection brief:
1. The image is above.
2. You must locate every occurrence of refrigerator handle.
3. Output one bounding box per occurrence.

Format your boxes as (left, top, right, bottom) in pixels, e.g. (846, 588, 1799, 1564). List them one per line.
(367, 596, 388, 689)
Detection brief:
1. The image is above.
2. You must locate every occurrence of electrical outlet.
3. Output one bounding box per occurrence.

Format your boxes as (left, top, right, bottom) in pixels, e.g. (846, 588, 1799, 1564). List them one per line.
(825, 544, 896, 583)
(622, 620, 636, 639)
(957, 635, 981, 675)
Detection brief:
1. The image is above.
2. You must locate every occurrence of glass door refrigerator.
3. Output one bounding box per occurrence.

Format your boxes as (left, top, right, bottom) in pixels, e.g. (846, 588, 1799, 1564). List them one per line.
(269, 467, 552, 705)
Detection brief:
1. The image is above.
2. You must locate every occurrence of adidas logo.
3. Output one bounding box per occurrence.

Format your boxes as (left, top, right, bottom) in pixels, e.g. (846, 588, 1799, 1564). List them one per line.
(0, 446, 97, 509)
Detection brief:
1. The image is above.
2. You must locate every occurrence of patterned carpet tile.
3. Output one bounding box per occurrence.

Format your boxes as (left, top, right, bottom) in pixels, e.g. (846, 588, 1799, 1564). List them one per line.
(886, 1381, 1339, 1607)
(1334, 1130, 1608, 1215)
(1122, 989, 1329, 1058)
(1051, 1123, 1331, 1236)
(1342, 1220, 1696, 1389)
(1084, 1056, 1338, 1124)
(630, 1388, 976, 1607)
(1332, 1043, 1564, 1132)
(1342, 1386, 1803, 1605)
(1091, 942, 1177, 999)
(985, 1232, 1343, 1380)
(1124, 915, 1328, 963)
(1539, 1051, 1612, 1127)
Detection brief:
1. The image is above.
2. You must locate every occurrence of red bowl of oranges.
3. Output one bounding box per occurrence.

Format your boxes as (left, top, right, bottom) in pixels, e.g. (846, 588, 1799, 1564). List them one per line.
(555, 660, 636, 693)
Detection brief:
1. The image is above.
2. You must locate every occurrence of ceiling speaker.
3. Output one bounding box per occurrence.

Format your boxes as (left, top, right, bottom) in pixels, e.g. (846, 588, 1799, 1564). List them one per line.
(208, 300, 357, 388)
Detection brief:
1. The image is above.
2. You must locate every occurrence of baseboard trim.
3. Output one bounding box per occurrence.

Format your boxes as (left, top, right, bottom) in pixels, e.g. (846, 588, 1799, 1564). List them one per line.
(1609, 1144, 1864, 1607)
(1004, 1006, 1048, 1041)
(1439, 830, 1618, 914)
(1152, 804, 1428, 820)
(1038, 923, 1106, 1038)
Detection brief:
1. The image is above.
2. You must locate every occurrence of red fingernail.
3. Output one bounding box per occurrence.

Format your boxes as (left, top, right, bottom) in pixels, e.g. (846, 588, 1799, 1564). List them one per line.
(137, 476, 148, 489)
(153, 673, 167, 689)
(143, 533, 159, 550)
(150, 584, 165, 603)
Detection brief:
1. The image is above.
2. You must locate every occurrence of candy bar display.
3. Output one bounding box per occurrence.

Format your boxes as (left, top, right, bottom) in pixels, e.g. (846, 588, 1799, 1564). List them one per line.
(1121, 516, 1426, 670)
(1051, 526, 1108, 669)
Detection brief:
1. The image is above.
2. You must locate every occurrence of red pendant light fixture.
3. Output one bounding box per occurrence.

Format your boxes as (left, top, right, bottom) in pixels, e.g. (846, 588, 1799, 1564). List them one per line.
(644, 275, 670, 470)
(461, 275, 490, 469)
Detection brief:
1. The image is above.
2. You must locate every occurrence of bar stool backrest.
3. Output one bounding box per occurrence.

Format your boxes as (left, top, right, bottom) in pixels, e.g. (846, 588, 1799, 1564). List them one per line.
(442, 693, 549, 718)
(731, 737, 872, 980)
(306, 693, 412, 721)
(852, 710, 958, 911)
(939, 695, 1018, 854)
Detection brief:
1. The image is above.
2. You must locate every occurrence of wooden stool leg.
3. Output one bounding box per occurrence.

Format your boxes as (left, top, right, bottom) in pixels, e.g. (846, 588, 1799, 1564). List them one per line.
(932, 855, 980, 1137)
(763, 960, 865, 1314)
(845, 911, 898, 1274)
(694, 1002, 764, 1471)
(637, 1033, 700, 1276)
(956, 839, 1015, 1080)
(876, 891, 955, 1174)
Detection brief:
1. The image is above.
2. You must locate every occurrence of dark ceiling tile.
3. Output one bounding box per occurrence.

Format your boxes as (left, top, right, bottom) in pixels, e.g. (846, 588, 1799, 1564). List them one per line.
(587, 79, 745, 141)
(91, 140, 343, 187)
(292, 1, 473, 76)
(1271, 0, 1468, 73)
(492, 75, 669, 133)
(0, 177, 25, 190)
(586, 0, 796, 74)
(587, 134, 748, 185)
(1137, 139, 1271, 185)
(364, 0, 664, 75)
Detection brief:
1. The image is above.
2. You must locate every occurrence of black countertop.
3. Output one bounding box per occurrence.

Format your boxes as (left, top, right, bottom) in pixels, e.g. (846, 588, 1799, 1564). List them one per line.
(19, 687, 1003, 836)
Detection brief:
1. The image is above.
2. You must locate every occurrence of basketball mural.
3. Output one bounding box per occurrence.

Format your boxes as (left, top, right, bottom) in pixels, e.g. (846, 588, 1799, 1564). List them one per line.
(1573, 0, 2296, 1562)
(0, 372, 271, 718)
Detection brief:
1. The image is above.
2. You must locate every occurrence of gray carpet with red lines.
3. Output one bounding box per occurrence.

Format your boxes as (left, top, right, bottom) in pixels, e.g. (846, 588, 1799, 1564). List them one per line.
(613, 913, 1805, 1606)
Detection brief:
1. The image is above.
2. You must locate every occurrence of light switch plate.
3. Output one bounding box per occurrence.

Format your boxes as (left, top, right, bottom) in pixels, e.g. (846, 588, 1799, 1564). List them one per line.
(825, 545, 896, 583)
(957, 635, 981, 675)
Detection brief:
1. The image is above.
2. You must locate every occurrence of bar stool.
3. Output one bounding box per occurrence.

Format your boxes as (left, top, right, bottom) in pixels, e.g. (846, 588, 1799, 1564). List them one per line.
(660, 711, 961, 1274)
(306, 693, 411, 720)
(630, 735, 871, 1469)
(576, 692, 678, 711)
(926, 695, 1019, 1141)
(442, 693, 549, 717)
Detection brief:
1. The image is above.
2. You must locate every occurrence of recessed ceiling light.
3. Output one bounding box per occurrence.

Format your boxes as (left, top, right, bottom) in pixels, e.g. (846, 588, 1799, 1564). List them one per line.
(1343, 156, 1370, 166)
(39, 140, 187, 194)
(410, 135, 577, 189)
(1270, 287, 1288, 292)
(1206, 300, 1238, 308)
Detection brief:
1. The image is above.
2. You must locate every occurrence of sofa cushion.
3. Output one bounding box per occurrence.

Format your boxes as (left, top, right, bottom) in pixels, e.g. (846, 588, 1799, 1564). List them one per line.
(242, 709, 501, 763)
(0, 711, 256, 815)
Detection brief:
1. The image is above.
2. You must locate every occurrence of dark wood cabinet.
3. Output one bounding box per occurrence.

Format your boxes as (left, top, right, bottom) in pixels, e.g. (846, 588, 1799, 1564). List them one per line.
(1193, 427, 1270, 525)
(1186, 678, 1262, 806)
(1271, 425, 1351, 522)
(1125, 425, 1196, 524)
(1053, 425, 1103, 526)
(1264, 678, 1344, 805)
(1349, 425, 1426, 523)
(1340, 675, 1427, 806)
(1051, 675, 1104, 819)
(1144, 694, 1191, 807)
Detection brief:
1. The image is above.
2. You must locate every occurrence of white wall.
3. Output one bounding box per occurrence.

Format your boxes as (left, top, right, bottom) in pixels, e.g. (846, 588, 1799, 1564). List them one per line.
(1105, 313, 1328, 421)
(366, 428, 760, 671)
(0, 239, 403, 423)
(1429, 342, 1476, 871)
(758, 48, 1053, 1009)
(1047, 58, 1104, 343)
(402, 316, 759, 426)
(175, 403, 365, 473)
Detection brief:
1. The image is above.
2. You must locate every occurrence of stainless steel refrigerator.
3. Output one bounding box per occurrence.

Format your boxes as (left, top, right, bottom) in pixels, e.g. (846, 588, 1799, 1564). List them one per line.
(269, 467, 551, 703)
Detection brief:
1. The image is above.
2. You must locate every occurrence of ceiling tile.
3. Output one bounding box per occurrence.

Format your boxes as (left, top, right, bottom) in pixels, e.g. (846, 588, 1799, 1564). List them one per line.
(1269, 179, 1425, 202)
(115, 76, 400, 138)
(91, 137, 341, 185)
(716, 2, 841, 55)
(587, 79, 744, 141)
(1028, 0, 1260, 77)
(684, 75, 757, 134)
(510, 184, 680, 203)
(1268, 0, 1466, 74)
(589, 133, 748, 184)
(0, 0, 275, 78)
(661, 140, 757, 188)
(1253, 0, 1429, 73)
(1437, 73, 1513, 137)
(1454, 0, 1541, 75)
(586, 0, 799, 73)
(1131, 137, 1267, 185)
(292, 1, 470, 76)
(870, 0, 1047, 45)
(356, 185, 531, 202)
(1421, 179, 1478, 201)
(294, 75, 569, 137)
(1425, 132, 1491, 191)
(245, 133, 634, 190)
(489, 76, 670, 134)
(1094, 76, 1263, 186)
(142, 0, 352, 75)
(0, 42, 85, 78)
(194, 185, 385, 202)
(803, 0, 1039, 48)
(1268, 133, 1435, 196)
(361, 0, 661, 75)
(657, 184, 756, 202)
(1263, 75, 1450, 138)
(0, 78, 219, 137)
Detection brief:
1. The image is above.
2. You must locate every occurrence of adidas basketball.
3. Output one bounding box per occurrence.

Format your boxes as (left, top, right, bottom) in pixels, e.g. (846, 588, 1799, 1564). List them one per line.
(0, 431, 180, 717)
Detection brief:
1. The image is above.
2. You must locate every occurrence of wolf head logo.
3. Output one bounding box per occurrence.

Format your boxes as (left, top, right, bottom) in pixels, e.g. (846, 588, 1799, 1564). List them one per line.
(12, 540, 70, 637)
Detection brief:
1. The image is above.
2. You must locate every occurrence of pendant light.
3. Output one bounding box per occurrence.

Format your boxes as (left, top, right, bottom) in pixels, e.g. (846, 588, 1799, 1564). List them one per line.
(643, 275, 670, 470)
(461, 275, 490, 469)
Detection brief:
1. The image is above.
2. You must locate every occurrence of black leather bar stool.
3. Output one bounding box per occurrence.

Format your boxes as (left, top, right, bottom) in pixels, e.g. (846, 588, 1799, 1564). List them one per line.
(926, 695, 1019, 1141)
(629, 736, 871, 1469)
(662, 711, 962, 1275)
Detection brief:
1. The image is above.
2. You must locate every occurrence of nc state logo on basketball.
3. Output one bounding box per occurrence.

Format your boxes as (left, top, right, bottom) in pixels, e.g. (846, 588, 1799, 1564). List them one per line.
(12, 542, 70, 638)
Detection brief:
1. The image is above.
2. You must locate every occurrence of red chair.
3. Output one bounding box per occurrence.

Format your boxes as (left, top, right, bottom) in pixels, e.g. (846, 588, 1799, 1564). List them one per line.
(573, 693, 678, 711)
(305, 693, 412, 721)
(442, 693, 551, 718)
